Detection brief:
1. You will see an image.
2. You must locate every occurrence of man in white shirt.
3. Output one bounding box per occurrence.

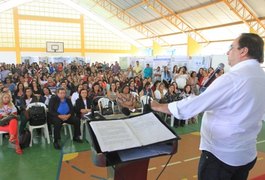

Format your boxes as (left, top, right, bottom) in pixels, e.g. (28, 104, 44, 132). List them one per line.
(151, 33, 265, 180)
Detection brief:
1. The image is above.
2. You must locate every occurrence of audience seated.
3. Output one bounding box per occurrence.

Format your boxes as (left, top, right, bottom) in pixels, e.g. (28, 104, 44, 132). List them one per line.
(19, 87, 39, 134)
(107, 82, 118, 103)
(48, 88, 82, 150)
(116, 84, 136, 111)
(0, 61, 214, 153)
(74, 89, 92, 119)
(0, 92, 22, 154)
(154, 82, 167, 101)
(71, 84, 83, 106)
(139, 81, 154, 99)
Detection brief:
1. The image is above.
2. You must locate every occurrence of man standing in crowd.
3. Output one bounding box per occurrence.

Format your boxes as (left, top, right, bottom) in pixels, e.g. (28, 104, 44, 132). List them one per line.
(143, 63, 152, 79)
(133, 60, 142, 76)
(112, 61, 121, 75)
(151, 33, 265, 180)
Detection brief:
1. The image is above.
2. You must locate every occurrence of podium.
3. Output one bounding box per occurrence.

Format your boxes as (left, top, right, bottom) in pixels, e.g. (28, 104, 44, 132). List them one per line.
(87, 112, 180, 180)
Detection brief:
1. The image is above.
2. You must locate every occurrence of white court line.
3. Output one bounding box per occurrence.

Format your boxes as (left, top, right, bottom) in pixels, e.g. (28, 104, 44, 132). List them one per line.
(148, 167, 157, 171)
(161, 161, 181, 167)
(257, 140, 265, 144)
(183, 156, 200, 162)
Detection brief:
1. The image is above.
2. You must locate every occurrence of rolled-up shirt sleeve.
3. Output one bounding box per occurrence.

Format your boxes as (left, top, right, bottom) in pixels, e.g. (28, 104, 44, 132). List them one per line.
(168, 74, 235, 120)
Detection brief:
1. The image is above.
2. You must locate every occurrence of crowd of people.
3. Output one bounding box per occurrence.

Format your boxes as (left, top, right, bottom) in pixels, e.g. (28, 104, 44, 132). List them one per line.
(0, 60, 221, 153)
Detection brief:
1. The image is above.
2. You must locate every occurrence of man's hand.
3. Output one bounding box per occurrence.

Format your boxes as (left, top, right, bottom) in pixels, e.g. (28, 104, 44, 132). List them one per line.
(58, 114, 71, 121)
(151, 100, 160, 112)
(151, 100, 172, 115)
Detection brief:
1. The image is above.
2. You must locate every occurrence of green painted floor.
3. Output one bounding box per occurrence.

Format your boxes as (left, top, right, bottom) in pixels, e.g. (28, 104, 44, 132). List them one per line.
(0, 119, 265, 180)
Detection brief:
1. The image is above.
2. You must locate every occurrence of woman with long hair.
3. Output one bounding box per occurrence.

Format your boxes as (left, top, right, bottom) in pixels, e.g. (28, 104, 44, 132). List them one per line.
(139, 81, 154, 98)
(19, 87, 39, 134)
(0, 92, 23, 154)
(14, 83, 25, 108)
(154, 82, 167, 101)
(75, 89, 92, 119)
(107, 82, 118, 102)
(188, 71, 199, 95)
(30, 80, 42, 99)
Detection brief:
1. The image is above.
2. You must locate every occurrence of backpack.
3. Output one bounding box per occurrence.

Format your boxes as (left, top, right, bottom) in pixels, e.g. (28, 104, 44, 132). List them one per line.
(100, 101, 113, 115)
(28, 106, 46, 126)
(19, 129, 31, 149)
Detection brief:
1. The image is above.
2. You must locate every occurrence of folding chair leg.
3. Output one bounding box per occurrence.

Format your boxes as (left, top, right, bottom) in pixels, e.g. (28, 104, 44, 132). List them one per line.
(29, 127, 33, 147)
(80, 121, 84, 140)
(44, 124, 50, 144)
(170, 115, 174, 127)
(68, 125, 73, 140)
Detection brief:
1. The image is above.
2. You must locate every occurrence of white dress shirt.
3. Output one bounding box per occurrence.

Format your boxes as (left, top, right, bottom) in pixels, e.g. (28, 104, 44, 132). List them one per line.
(168, 59, 265, 166)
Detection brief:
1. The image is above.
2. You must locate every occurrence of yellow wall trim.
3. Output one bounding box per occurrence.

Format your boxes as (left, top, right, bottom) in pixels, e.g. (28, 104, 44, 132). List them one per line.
(80, 15, 85, 56)
(1, 47, 130, 54)
(13, 8, 21, 64)
(18, 14, 81, 24)
(0, 47, 16, 51)
(85, 49, 131, 53)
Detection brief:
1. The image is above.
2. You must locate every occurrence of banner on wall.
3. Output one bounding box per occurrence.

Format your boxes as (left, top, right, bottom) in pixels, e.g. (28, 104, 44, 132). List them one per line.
(119, 57, 129, 70)
(189, 56, 211, 72)
(52, 57, 71, 64)
(21, 56, 31, 64)
(153, 58, 171, 69)
(39, 57, 49, 64)
(171, 56, 189, 71)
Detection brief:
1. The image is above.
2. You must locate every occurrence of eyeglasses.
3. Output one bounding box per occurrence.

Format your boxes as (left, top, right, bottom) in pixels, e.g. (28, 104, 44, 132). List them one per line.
(228, 44, 242, 51)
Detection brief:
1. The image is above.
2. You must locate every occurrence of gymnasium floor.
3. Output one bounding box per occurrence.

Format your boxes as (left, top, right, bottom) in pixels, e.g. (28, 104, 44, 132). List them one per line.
(0, 118, 265, 180)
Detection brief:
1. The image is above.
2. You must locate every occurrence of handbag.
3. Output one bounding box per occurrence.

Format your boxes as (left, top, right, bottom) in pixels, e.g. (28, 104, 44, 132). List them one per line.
(0, 114, 18, 126)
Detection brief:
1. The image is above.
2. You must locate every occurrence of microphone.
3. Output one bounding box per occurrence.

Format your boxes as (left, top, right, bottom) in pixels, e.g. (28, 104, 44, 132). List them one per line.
(121, 107, 131, 116)
(201, 63, 224, 90)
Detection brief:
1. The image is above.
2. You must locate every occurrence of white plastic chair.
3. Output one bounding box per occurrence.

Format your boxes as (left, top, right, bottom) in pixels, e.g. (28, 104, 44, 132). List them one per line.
(0, 131, 8, 145)
(27, 102, 50, 147)
(62, 123, 73, 140)
(80, 118, 89, 141)
(140, 95, 153, 113)
(130, 92, 139, 98)
(164, 114, 175, 127)
(98, 97, 115, 115)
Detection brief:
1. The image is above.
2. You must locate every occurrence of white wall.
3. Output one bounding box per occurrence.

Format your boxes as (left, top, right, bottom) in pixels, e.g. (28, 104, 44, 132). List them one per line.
(211, 55, 230, 72)
(86, 53, 130, 64)
(21, 52, 82, 57)
(0, 52, 16, 64)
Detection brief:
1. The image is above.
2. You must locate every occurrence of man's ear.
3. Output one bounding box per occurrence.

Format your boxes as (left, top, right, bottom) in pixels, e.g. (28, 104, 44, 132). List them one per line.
(240, 47, 249, 56)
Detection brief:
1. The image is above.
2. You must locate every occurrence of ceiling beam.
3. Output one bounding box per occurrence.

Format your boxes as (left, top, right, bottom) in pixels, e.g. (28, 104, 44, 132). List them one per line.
(124, 1, 145, 12)
(143, 0, 208, 43)
(160, 36, 265, 47)
(107, 1, 145, 20)
(89, 0, 169, 45)
(136, 16, 265, 40)
(223, 0, 265, 37)
(124, 0, 222, 30)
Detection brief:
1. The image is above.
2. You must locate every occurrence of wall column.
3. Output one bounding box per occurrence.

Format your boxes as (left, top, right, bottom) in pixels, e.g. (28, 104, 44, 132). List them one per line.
(13, 8, 21, 64)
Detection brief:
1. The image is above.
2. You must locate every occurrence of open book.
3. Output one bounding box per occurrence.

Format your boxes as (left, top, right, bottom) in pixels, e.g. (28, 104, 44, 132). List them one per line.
(90, 112, 176, 152)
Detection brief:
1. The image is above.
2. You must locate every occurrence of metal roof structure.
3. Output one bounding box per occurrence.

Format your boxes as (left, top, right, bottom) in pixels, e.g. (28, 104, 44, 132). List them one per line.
(73, 0, 265, 48)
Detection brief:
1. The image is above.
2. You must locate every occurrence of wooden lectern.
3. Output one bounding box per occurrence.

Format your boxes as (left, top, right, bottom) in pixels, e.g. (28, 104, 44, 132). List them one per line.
(87, 113, 180, 180)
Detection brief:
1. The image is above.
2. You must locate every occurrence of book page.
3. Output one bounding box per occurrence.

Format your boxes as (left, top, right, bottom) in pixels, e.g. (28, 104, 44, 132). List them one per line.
(125, 113, 176, 146)
(90, 120, 141, 152)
